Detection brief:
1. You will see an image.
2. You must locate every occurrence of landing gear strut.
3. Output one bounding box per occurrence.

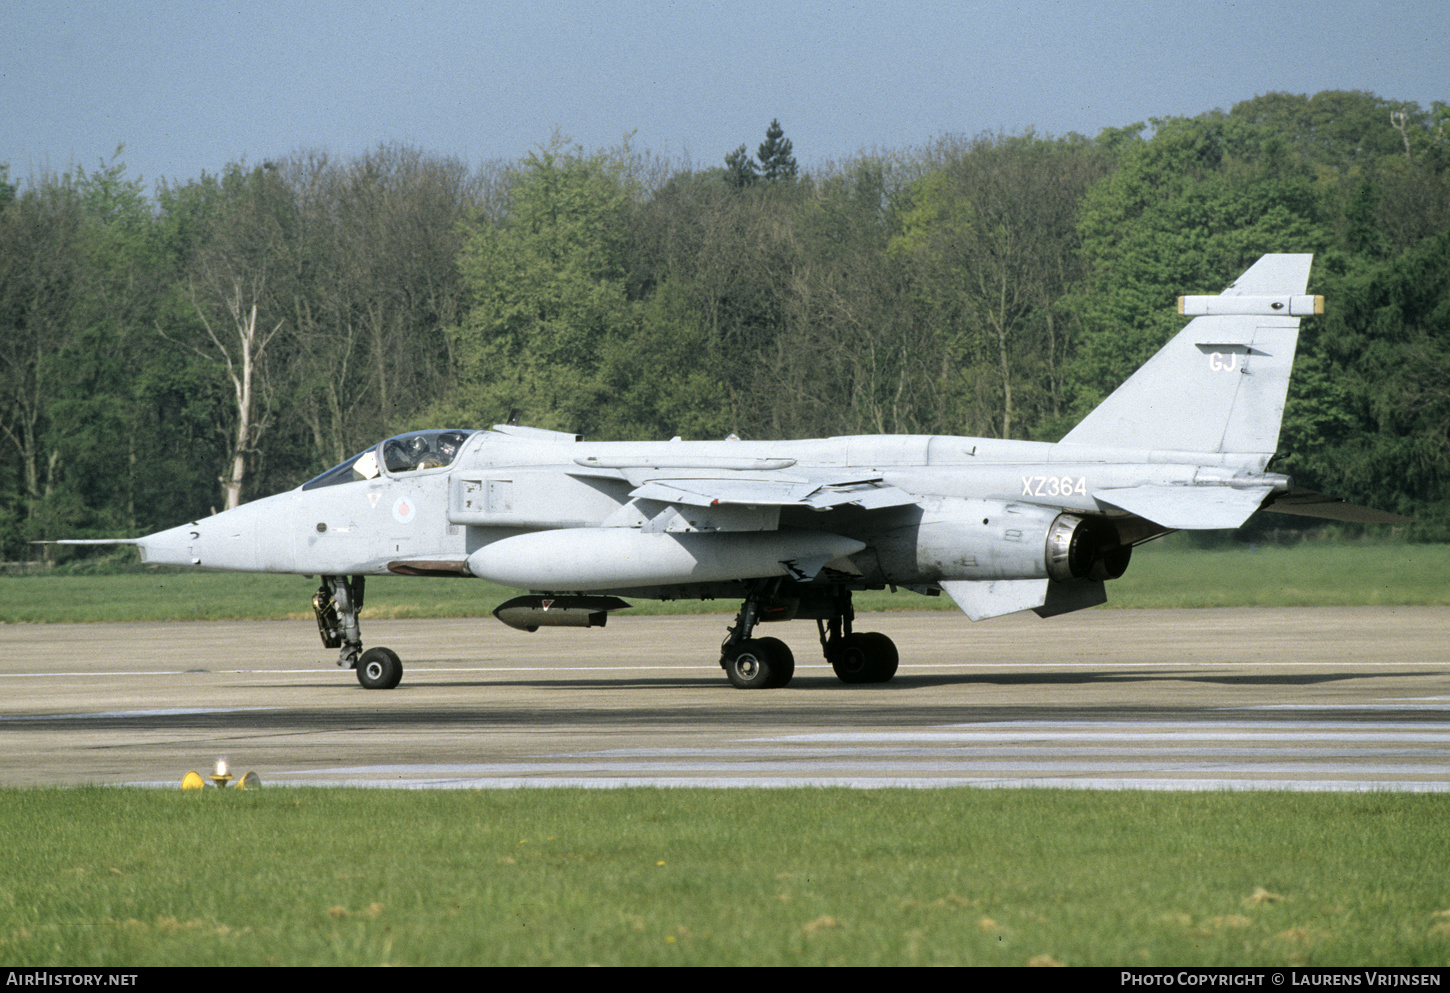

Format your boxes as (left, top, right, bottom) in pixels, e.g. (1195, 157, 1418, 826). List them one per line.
(817, 588, 899, 684)
(720, 580, 796, 689)
(719, 583, 898, 689)
(314, 575, 404, 689)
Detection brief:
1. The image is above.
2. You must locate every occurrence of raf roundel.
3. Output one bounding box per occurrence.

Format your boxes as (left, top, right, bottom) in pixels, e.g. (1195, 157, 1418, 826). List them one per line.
(392, 496, 417, 525)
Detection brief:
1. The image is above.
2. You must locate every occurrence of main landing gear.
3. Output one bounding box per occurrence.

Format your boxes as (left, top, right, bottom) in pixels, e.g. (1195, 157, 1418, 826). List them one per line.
(314, 575, 403, 689)
(720, 582, 898, 690)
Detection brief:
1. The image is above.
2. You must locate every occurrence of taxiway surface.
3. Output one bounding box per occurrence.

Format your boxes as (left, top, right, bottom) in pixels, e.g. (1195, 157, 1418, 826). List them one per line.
(2, 607, 1447, 791)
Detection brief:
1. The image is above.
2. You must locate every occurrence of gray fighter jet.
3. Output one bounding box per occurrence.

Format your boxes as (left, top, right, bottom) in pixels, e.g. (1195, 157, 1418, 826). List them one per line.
(63, 253, 1405, 689)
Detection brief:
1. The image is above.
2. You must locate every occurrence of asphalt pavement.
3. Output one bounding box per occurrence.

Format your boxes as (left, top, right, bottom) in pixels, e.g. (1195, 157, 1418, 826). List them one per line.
(1, 607, 1447, 791)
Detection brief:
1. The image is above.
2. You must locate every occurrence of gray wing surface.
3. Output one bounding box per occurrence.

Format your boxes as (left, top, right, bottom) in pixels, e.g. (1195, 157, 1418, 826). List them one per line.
(624, 470, 918, 513)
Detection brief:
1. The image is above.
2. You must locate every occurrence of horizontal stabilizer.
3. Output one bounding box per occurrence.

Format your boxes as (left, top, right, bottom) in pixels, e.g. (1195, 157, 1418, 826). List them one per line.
(1094, 484, 1273, 530)
(1262, 489, 1412, 524)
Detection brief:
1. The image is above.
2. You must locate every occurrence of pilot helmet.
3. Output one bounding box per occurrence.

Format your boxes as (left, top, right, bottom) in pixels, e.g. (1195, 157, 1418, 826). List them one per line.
(437, 432, 464, 458)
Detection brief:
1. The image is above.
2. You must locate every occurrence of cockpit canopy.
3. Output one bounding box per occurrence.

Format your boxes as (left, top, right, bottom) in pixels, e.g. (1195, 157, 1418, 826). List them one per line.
(302, 429, 475, 490)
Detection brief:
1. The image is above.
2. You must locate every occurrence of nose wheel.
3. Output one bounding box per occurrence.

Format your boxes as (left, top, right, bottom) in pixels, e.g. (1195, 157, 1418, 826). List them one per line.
(356, 647, 403, 690)
(315, 575, 405, 689)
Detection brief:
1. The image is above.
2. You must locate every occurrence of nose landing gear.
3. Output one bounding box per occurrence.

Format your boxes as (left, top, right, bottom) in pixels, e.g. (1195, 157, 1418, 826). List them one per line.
(315, 575, 405, 689)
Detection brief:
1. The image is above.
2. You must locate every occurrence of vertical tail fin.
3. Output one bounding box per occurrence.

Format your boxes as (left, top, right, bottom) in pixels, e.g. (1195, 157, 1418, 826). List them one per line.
(1059, 254, 1314, 455)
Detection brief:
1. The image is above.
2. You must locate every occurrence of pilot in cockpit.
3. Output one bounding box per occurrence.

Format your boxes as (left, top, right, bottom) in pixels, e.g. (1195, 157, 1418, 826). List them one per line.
(436, 431, 468, 462)
(381, 430, 471, 474)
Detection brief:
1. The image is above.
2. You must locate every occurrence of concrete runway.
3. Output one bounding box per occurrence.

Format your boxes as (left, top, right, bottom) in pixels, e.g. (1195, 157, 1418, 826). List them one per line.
(1, 607, 1448, 791)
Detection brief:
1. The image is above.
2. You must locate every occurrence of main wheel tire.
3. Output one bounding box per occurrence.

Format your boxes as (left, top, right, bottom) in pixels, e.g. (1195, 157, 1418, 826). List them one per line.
(723, 638, 790, 690)
(856, 631, 899, 683)
(755, 637, 795, 688)
(356, 647, 403, 689)
(830, 633, 871, 684)
(830, 632, 899, 684)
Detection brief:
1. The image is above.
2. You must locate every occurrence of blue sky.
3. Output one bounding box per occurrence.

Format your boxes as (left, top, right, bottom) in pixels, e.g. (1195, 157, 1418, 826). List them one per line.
(5, 0, 1447, 193)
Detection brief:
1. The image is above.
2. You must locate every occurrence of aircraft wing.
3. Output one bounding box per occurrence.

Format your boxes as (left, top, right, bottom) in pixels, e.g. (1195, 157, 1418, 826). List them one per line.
(625, 471, 919, 512)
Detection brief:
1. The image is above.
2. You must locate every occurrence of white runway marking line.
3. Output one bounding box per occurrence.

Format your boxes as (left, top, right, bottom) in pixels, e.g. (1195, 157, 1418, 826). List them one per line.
(755, 731, 1450, 743)
(0, 671, 194, 678)
(0, 706, 284, 721)
(900, 661, 1450, 668)
(1237, 704, 1450, 710)
(273, 761, 1450, 776)
(0, 670, 304, 678)
(243, 718, 1450, 792)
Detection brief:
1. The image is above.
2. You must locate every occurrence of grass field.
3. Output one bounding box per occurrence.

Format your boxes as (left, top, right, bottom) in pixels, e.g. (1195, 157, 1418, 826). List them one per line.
(2, 540, 1447, 623)
(2, 787, 1448, 967)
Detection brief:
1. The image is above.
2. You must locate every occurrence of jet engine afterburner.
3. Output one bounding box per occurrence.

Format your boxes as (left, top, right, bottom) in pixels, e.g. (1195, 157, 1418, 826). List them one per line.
(1045, 513, 1131, 583)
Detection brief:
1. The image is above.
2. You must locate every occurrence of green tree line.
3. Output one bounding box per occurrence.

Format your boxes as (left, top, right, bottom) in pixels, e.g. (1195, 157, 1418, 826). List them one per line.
(3, 90, 1447, 561)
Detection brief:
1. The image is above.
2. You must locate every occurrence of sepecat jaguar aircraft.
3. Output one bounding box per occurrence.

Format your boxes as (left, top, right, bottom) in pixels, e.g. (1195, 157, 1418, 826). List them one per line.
(59, 253, 1406, 689)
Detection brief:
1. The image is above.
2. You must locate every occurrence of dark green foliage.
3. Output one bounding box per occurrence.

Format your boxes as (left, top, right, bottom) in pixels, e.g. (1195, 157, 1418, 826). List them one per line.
(723, 144, 758, 188)
(1294, 231, 1450, 536)
(1063, 100, 1448, 530)
(756, 118, 798, 182)
(723, 119, 798, 188)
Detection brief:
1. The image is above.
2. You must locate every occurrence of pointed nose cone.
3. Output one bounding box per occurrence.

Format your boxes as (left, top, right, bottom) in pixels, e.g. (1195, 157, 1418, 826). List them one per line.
(135, 496, 298, 572)
(133, 521, 203, 567)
